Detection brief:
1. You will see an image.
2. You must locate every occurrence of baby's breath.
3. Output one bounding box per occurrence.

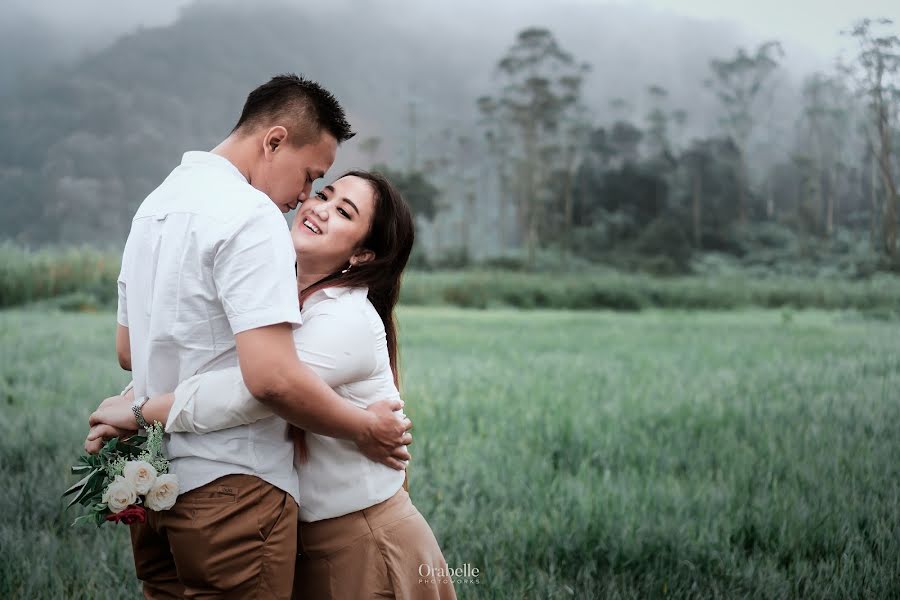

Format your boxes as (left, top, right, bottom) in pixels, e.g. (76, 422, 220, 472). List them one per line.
(104, 456, 126, 479)
(144, 423, 165, 460)
(141, 423, 170, 474)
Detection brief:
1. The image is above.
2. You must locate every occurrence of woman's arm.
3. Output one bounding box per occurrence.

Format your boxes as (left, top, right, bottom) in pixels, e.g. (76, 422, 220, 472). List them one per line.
(164, 309, 379, 433)
(164, 368, 269, 433)
(124, 304, 378, 438)
(88, 302, 382, 443)
(86, 366, 273, 437)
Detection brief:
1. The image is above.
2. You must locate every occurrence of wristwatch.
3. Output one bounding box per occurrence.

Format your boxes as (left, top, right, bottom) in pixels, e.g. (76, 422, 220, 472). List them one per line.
(132, 396, 151, 429)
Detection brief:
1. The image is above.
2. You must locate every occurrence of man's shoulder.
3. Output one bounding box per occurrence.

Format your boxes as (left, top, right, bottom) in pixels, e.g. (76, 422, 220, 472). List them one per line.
(132, 163, 282, 232)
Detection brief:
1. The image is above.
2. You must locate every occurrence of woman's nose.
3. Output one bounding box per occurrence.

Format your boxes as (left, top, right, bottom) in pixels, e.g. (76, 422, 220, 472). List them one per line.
(315, 206, 328, 220)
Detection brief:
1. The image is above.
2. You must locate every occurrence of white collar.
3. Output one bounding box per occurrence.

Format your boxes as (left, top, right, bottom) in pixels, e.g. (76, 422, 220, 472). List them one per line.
(302, 285, 368, 312)
(181, 151, 247, 183)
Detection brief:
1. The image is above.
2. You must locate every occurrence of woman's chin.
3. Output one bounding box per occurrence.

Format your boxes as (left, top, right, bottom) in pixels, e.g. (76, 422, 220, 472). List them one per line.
(292, 232, 317, 253)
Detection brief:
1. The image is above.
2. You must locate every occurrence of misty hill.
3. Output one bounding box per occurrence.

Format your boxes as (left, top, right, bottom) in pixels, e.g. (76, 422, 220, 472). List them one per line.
(0, 0, 776, 245)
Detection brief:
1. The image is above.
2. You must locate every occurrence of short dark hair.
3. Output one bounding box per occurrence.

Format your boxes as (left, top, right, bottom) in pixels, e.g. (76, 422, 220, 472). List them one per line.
(231, 73, 355, 146)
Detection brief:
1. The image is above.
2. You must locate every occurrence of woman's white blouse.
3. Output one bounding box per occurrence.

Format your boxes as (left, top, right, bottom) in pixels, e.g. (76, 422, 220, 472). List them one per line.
(165, 285, 406, 522)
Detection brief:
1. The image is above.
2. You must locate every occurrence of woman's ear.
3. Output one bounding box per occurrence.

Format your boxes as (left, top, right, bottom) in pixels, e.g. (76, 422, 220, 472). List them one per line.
(351, 249, 376, 266)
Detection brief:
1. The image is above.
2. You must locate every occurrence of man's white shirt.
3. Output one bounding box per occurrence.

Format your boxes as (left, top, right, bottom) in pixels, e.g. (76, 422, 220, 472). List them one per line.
(117, 151, 302, 505)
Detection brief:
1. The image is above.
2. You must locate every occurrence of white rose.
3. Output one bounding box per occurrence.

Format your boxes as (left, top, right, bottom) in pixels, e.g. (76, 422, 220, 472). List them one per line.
(123, 460, 157, 495)
(102, 475, 137, 514)
(145, 474, 180, 511)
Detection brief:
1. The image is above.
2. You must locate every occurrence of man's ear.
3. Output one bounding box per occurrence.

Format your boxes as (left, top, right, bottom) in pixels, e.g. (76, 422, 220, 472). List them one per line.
(262, 126, 289, 160)
(351, 249, 376, 266)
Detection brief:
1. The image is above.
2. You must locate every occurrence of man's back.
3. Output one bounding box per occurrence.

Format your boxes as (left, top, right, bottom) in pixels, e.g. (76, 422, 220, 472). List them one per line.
(117, 150, 301, 501)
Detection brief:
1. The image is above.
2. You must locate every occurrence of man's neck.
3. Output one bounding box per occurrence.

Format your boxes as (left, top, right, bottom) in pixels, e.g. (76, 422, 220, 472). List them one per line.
(210, 136, 252, 183)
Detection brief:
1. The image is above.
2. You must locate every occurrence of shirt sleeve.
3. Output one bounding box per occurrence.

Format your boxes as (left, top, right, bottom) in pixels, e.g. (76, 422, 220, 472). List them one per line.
(213, 207, 302, 335)
(166, 367, 270, 434)
(292, 305, 377, 389)
(116, 269, 128, 327)
(165, 297, 378, 434)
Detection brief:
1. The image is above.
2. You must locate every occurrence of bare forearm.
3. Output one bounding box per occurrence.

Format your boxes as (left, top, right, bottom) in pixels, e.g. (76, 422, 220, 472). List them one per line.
(142, 393, 175, 426)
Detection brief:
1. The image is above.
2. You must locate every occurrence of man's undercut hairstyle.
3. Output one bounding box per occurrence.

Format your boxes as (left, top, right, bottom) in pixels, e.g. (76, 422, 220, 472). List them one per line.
(231, 73, 355, 146)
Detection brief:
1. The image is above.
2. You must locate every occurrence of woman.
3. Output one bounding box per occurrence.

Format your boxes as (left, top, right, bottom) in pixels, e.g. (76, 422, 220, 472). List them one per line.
(88, 171, 456, 599)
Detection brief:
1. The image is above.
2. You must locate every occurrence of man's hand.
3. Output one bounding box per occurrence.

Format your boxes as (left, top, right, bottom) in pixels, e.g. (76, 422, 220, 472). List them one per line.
(85, 393, 139, 454)
(89, 393, 139, 431)
(84, 423, 136, 454)
(355, 398, 413, 470)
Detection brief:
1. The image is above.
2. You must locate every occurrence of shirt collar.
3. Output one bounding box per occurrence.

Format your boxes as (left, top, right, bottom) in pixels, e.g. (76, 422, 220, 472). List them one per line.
(302, 285, 368, 313)
(181, 151, 247, 183)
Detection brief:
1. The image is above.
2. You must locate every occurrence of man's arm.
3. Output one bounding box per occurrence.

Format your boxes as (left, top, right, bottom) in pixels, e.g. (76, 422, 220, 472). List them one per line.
(116, 324, 131, 371)
(165, 307, 387, 435)
(213, 207, 409, 467)
(236, 323, 411, 469)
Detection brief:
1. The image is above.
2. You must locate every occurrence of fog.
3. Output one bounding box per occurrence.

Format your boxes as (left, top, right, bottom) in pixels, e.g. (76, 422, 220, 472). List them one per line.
(1, 0, 897, 253)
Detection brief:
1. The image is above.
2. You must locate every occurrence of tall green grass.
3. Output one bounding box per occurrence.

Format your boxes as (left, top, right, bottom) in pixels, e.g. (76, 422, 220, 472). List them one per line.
(400, 270, 900, 312)
(1, 307, 899, 598)
(0, 244, 119, 310)
(3, 244, 900, 313)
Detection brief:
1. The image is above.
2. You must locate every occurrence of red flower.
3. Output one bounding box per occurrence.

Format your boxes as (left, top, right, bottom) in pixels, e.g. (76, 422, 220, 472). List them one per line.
(104, 504, 147, 525)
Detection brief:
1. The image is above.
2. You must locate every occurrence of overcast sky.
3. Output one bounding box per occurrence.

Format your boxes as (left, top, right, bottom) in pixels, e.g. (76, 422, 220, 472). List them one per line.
(620, 0, 900, 58)
(6, 0, 899, 63)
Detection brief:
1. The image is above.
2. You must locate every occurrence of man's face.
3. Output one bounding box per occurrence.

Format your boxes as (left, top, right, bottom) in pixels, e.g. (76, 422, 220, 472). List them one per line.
(257, 130, 338, 213)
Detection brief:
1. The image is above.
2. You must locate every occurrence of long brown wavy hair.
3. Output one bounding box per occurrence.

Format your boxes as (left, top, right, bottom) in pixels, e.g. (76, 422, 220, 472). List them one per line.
(297, 170, 415, 387)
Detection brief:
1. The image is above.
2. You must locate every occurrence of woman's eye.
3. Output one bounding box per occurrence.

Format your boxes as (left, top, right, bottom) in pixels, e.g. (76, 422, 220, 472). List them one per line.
(338, 208, 350, 219)
(315, 191, 327, 200)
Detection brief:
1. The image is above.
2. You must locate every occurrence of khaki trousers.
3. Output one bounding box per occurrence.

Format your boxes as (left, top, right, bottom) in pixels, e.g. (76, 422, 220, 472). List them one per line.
(294, 488, 457, 600)
(130, 473, 298, 599)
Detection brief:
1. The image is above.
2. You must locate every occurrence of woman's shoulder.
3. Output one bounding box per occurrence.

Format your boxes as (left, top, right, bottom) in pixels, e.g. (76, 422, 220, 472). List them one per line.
(302, 286, 382, 334)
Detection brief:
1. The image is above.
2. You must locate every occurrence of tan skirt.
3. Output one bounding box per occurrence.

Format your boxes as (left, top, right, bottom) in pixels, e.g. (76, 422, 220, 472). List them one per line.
(293, 488, 457, 600)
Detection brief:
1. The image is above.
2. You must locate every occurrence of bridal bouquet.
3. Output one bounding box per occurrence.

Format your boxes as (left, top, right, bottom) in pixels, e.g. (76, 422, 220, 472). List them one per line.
(64, 422, 180, 526)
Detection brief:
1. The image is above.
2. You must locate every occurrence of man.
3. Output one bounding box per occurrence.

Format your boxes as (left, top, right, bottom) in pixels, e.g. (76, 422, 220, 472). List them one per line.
(100, 74, 413, 598)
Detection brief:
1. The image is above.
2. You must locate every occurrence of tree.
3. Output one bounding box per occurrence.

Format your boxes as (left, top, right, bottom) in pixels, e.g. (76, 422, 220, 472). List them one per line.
(372, 164, 440, 223)
(478, 27, 590, 267)
(608, 121, 644, 167)
(796, 73, 854, 236)
(705, 41, 784, 223)
(681, 137, 741, 249)
(843, 18, 900, 256)
(477, 96, 515, 248)
(358, 137, 383, 165)
(644, 85, 671, 158)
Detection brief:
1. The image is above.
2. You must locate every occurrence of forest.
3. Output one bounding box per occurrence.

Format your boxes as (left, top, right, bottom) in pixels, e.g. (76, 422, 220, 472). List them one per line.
(0, 3, 896, 282)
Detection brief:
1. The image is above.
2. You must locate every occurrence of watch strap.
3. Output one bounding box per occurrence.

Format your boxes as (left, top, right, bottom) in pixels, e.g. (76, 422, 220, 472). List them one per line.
(132, 396, 151, 429)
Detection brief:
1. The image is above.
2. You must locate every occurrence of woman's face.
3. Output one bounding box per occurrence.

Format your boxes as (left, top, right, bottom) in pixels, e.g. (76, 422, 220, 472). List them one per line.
(291, 175, 377, 276)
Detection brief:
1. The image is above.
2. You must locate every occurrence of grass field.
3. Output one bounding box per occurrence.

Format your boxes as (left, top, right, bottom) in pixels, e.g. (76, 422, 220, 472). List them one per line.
(1, 307, 899, 599)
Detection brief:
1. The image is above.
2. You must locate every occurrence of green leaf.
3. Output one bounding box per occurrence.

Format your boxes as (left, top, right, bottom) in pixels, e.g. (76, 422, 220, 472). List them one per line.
(62, 470, 97, 498)
(66, 469, 107, 509)
(71, 514, 96, 527)
(102, 437, 118, 453)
